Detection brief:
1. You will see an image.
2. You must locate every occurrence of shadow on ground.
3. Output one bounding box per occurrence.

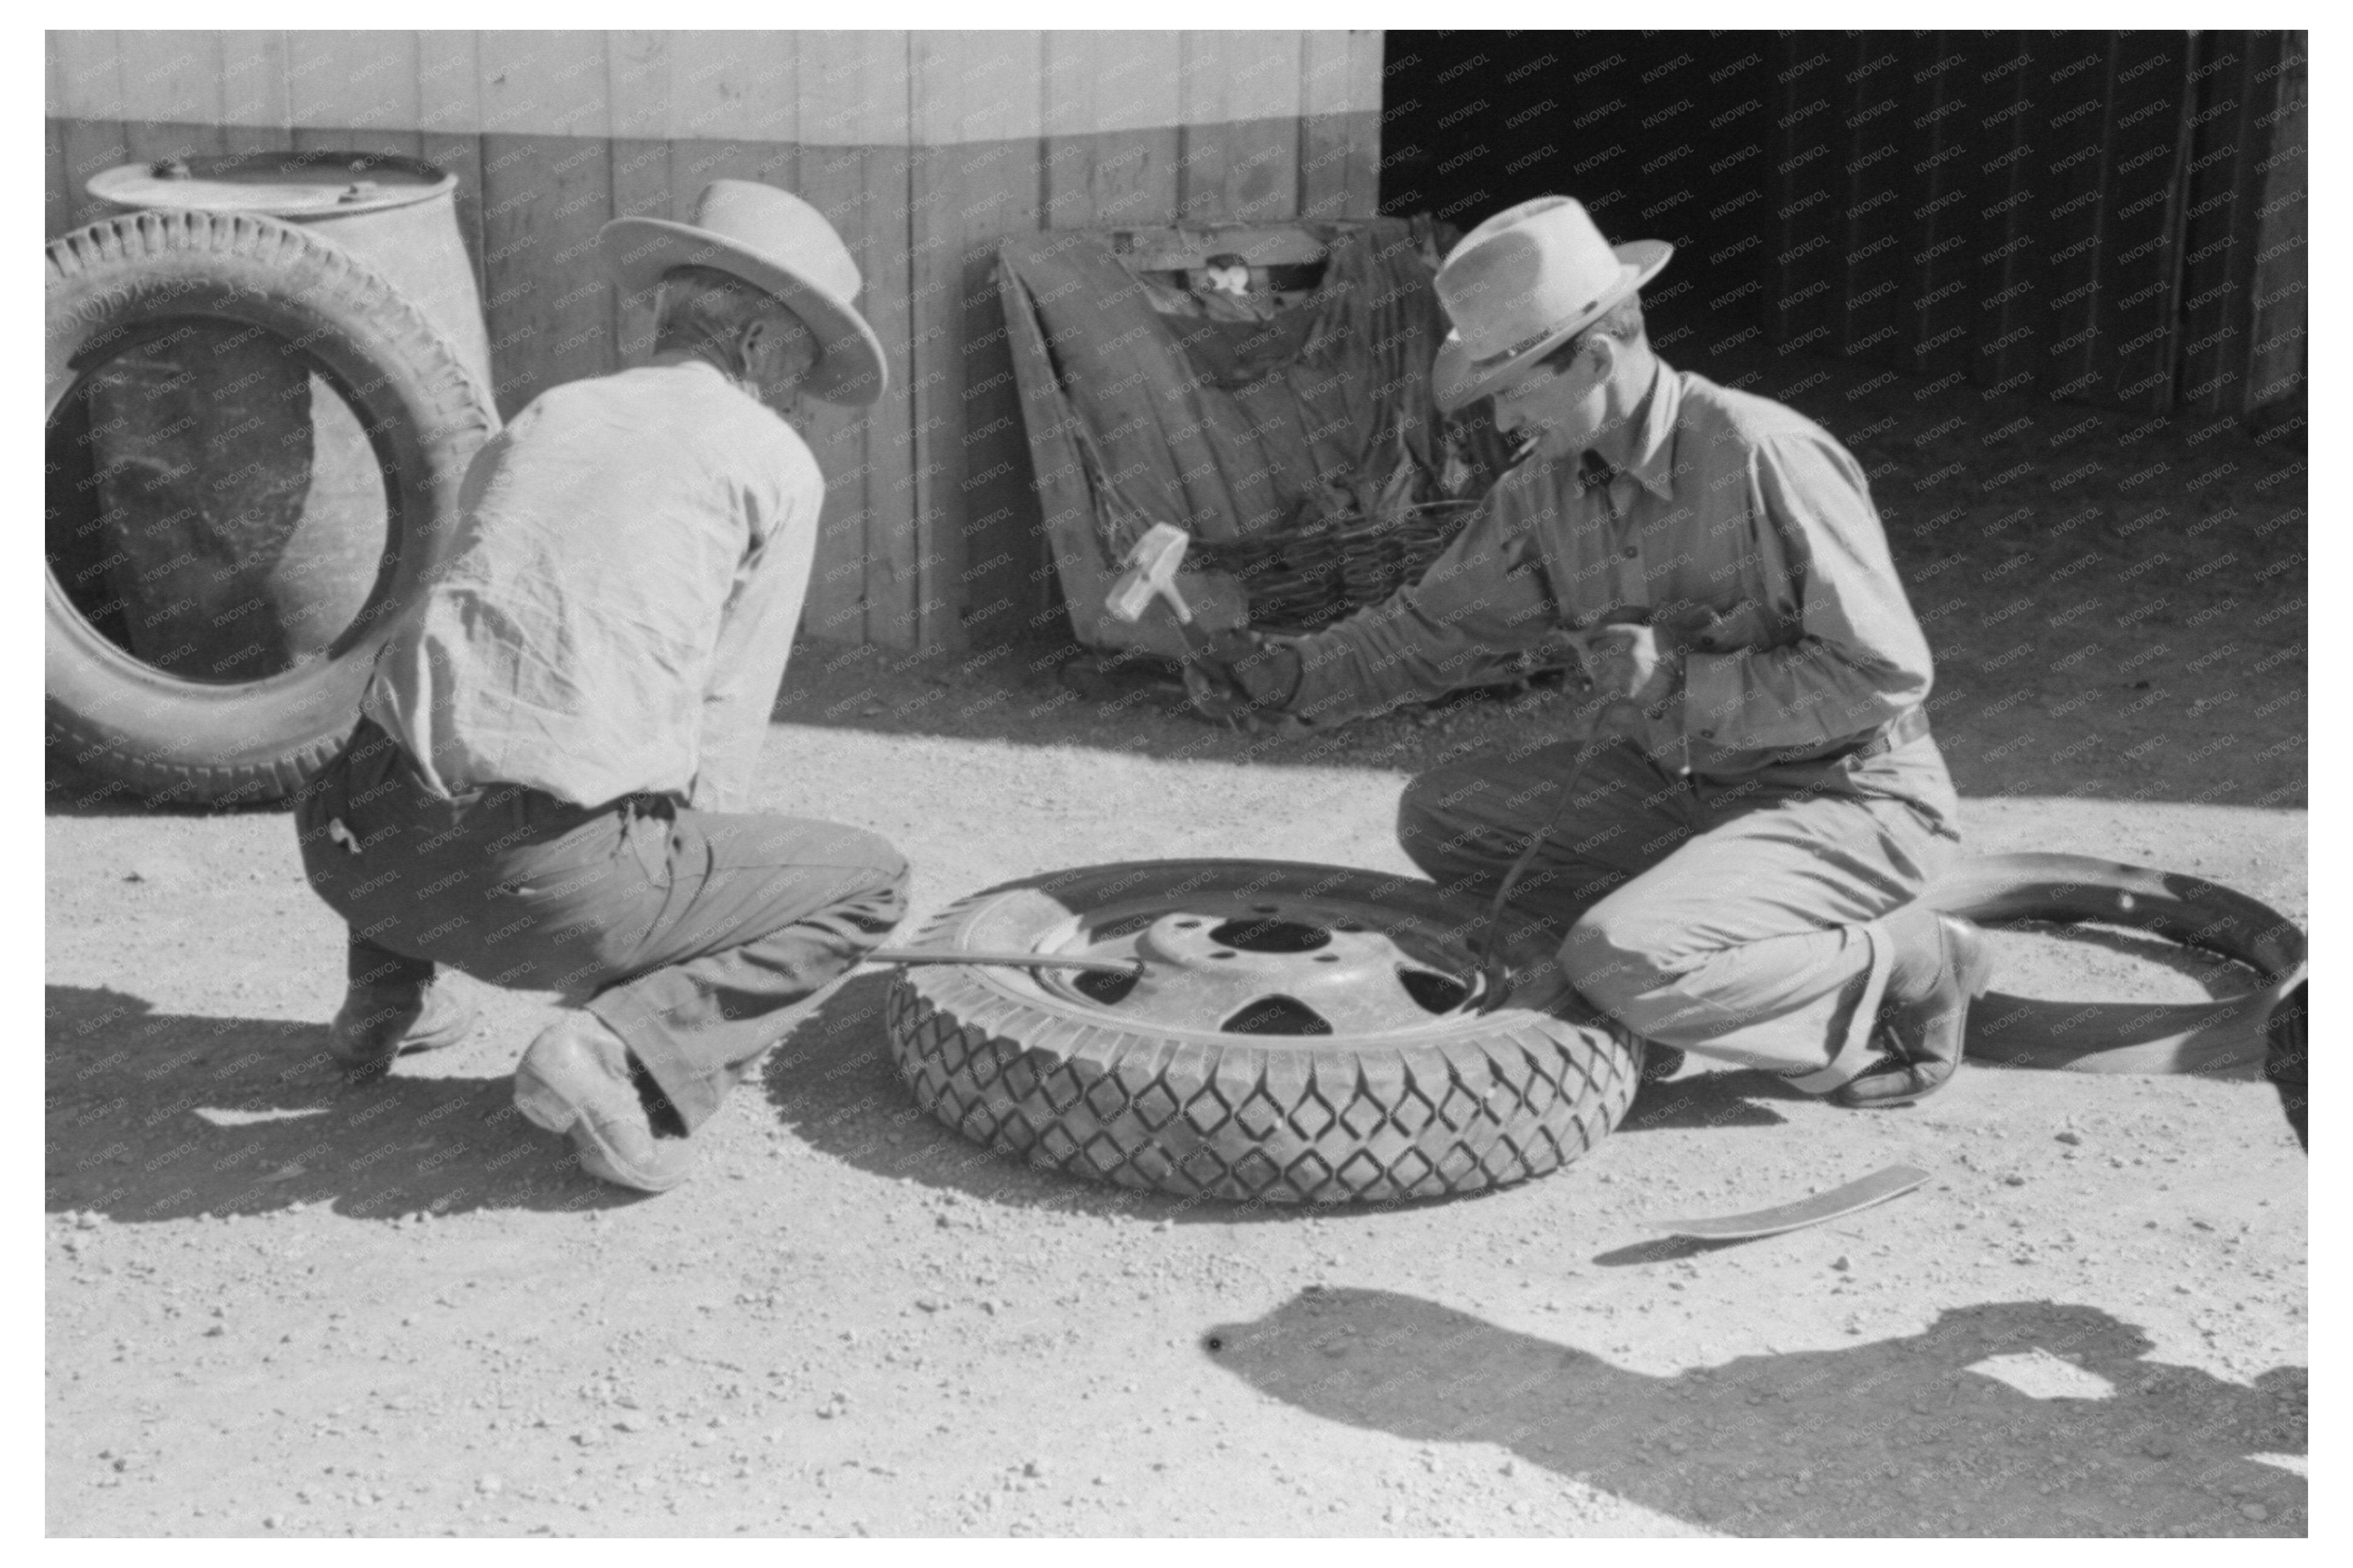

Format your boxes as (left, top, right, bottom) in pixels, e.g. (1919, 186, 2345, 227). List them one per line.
(44, 984, 632, 1222)
(49, 951, 2280, 1234)
(1204, 1289, 2307, 1536)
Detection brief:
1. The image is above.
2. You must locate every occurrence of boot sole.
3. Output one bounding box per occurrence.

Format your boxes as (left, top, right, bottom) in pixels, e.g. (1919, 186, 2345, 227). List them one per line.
(569, 1119, 689, 1193)
(513, 1057, 692, 1194)
(405, 1007, 480, 1053)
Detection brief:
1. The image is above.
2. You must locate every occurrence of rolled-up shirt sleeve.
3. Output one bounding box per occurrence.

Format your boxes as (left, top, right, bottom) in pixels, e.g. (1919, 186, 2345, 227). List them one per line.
(1680, 434, 1933, 752)
(1282, 496, 1562, 727)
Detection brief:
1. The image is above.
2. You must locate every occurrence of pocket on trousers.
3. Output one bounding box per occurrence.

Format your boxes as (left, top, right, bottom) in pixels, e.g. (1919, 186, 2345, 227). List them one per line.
(292, 757, 346, 868)
(479, 797, 644, 898)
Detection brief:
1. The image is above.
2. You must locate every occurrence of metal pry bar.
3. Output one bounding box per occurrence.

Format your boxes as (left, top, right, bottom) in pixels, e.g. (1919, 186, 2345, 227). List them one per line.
(869, 948, 1144, 978)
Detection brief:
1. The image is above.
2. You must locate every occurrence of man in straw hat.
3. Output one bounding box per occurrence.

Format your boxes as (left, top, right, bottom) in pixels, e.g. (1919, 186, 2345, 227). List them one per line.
(1191, 195, 1985, 1107)
(296, 180, 908, 1191)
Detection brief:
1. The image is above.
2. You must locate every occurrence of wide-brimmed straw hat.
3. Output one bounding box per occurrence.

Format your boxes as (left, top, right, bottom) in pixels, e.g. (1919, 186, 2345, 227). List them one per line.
(1431, 196, 1672, 413)
(599, 179, 887, 407)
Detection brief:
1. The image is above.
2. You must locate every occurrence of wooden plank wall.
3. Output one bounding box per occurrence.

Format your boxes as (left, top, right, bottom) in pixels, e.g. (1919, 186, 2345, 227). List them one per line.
(2176, 30, 2301, 416)
(44, 29, 1384, 653)
(909, 31, 1043, 651)
(2244, 33, 2307, 418)
(1763, 29, 2305, 421)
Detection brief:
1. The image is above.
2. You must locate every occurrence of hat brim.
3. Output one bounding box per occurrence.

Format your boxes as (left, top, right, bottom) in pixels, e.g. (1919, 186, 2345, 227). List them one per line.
(599, 217, 889, 407)
(1432, 239, 1673, 415)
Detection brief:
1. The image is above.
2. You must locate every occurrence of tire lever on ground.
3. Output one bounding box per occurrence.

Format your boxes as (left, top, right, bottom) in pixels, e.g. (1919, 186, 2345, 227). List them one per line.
(1647, 1164, 1931, 1241)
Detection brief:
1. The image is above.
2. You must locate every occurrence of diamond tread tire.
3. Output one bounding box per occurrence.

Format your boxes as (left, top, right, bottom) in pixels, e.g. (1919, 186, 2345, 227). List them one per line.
(886, 859, 1641, 1203)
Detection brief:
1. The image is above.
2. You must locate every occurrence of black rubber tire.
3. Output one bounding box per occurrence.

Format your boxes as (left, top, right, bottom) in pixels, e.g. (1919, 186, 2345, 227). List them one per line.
(885, 859, 1642, 1203)
(45, 209, 497, 806)
(2264, 980, 2307, 1150)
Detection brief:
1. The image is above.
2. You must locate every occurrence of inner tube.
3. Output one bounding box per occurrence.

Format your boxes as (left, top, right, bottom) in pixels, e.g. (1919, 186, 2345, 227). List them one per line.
(1927, 852, 2306, 1075)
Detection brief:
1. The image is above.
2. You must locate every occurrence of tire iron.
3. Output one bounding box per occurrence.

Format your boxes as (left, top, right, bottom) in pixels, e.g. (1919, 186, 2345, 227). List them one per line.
(869, 947, 1144, 978)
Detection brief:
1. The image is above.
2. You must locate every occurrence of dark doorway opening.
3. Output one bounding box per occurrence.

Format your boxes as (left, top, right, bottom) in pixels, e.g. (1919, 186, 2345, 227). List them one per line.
(1379, 31, 1784, 355)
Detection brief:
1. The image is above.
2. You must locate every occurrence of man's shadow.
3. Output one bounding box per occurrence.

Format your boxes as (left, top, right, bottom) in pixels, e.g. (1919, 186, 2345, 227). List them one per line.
(45, 984, 631, 1221)
(1204, 1289, 2306, 1536)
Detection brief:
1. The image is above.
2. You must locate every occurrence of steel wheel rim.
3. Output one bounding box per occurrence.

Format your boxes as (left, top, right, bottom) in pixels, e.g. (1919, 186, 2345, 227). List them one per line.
(1025, 886, 1494, 1037)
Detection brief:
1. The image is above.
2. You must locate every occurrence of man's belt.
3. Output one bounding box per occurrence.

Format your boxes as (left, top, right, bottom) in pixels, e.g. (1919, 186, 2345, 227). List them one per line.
(347, 715, 675, 819)
(1761, 705, 1930, 769)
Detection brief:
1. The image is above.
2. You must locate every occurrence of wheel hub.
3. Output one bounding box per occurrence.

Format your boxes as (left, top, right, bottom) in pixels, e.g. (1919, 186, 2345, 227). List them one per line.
(1031, 894, 1488, 1037)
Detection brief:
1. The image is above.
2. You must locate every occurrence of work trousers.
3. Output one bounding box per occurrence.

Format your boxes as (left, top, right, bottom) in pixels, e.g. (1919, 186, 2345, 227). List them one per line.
(295, 721, 909, 1130)
(1397, 735, 1958, 1086)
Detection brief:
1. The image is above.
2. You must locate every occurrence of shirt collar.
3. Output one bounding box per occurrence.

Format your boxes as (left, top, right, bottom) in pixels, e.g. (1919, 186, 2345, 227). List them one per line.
(1571, 361, 1680, 499)
(1614, 360, 1681, 500)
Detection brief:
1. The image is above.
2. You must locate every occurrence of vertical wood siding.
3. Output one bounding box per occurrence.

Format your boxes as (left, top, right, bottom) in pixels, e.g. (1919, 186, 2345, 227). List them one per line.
(1761, 29, 2304, 421)
(44, 28, 1381, 653)
(2244, 35, 2306, 416)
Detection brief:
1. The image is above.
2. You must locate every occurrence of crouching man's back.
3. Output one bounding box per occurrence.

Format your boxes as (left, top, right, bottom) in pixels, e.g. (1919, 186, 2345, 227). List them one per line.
(295, 179, 909, 1193)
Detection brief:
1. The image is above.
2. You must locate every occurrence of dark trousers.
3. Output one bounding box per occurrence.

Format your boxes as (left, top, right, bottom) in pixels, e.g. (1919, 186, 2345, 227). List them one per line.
(295, 723, 908, 1130)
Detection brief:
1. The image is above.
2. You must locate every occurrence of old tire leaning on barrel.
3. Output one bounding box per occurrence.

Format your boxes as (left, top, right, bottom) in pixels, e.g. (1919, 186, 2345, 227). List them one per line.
(884, 859, 1642, 1202)
(45, 208, 497, 806)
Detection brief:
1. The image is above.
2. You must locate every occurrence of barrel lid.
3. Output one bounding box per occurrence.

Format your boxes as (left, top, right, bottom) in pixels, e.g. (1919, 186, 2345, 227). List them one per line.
(89, 151, 456, 217)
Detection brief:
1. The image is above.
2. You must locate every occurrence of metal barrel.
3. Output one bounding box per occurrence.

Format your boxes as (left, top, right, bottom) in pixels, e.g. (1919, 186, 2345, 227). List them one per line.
(90, 151, 493, 388)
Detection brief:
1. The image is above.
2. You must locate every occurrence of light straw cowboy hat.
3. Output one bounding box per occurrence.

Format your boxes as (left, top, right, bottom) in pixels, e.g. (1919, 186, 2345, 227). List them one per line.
(599, 179, 887, 406)
(1431, 196, 1673, 413)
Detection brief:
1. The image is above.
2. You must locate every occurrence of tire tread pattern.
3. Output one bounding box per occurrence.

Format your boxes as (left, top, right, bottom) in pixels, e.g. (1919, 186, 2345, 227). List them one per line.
(44, 208, 497, 805)
(884, 862, 1641, 1204)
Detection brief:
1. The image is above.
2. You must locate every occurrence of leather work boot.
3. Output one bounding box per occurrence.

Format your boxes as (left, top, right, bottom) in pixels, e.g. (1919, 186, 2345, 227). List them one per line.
(512, 1013, 696, 1193)
(329, 975, 480, 1080)
(1834, 910, 1993, 1110)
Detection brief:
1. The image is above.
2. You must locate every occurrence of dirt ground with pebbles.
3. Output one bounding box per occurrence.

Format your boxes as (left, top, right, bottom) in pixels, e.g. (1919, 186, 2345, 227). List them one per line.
(46, 344, 2304, 1537)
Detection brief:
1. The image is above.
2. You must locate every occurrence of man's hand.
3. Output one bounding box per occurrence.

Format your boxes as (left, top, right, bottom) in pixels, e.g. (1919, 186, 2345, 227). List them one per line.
(1184, 629, 1302, 726)
(1577, 621, 1682, 709)
(1652, 600, 1767, 657)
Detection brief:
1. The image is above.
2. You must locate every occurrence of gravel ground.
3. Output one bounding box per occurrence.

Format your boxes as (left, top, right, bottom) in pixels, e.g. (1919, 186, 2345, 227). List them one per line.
(46, 343, 2304, 1537)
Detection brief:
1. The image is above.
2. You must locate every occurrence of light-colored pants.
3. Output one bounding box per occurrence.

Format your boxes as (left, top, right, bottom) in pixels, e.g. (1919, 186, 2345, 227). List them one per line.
(1396, 735, 1959, 1086)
